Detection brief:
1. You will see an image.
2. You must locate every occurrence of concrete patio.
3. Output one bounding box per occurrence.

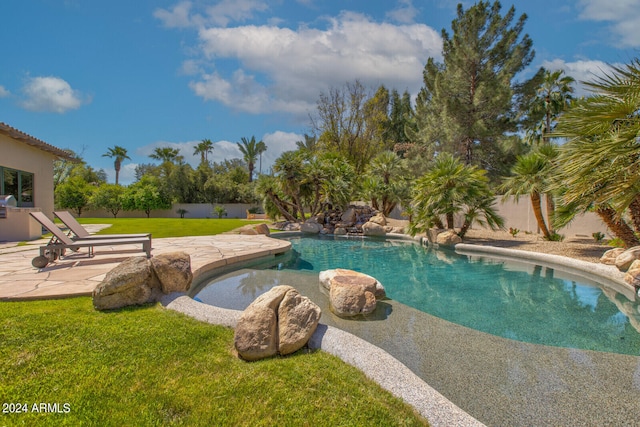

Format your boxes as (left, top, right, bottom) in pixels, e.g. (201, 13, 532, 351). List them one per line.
(0, 227, 291, 300)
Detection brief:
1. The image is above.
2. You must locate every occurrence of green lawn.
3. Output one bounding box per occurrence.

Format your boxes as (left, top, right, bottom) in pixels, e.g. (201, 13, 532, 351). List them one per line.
(0, 298, 425, 426)
(2, 218, 427, 426)
(71, 218, 269, 238)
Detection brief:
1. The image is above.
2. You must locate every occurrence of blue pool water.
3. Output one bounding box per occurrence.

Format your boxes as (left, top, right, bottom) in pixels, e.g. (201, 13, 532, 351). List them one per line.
(279, 236, 640, 354)
(197, 235, 640, 355)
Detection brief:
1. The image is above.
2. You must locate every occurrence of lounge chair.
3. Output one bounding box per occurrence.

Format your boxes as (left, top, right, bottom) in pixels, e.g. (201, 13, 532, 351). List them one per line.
(54, 211, 150, 240)
(29, 212, 152, 268)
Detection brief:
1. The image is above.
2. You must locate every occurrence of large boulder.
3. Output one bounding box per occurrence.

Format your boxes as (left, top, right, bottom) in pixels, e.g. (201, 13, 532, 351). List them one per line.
(368, 213, 387, 226)
(319, 269, 385, 317)
(93, 257, 155, 310)
(601, 248, 625, 265)
(615, 246, 640, 271)
(234, 285, 321, 361)
(362, 221, 386, 237)
(254, 223, 270, 236)
(426, 228, 446, 244)
(624, 260, 640, 287)
(341, 207, 356, 225)
(334, 227, 347, 235)
(436, 230, 462, 246)
(329, 276, 377, 316)
(278, 289, 321, 355)
(150, 252, 193, 294)
(319, 268, 386, 299)
(301, 220, 323, 234)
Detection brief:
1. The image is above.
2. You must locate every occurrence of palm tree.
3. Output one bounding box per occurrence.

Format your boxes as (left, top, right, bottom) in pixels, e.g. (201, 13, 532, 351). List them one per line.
(149, 146, 181, 163)
(364, 151, 409, 216)
(552, 57, 640, 246)
(526, 69, 575, 145)
(237, 136, 260, 182)
(273, 150, 306, 219)
(295, 134, 318, 153)
(193, 139, 214, 164)
(256, 140, 267, 175)
(411, 153, 503, 237)
(149, 146, 182, 179)
(102, 145, 130, 185)
(500, 152, 553, 239)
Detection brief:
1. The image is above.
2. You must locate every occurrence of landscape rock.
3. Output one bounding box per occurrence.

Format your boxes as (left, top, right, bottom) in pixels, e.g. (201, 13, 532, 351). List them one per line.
(341, 207, 356, 225)
(150, 252, 193, 294)
(234, 285, 321, 361)
(239, 227, 258, 235)
(319, 268, 386, 299)
(319, 269, 386, 316)
(427, 228, 446, 244)
(624, 260, 640, 287)
(329, 275, 377, 316)
(301, 220, 323, 234)
(334, 227, 347, 235)
(601, 248, 625, 265)
(278, 289, 321, 355)
(253, 223, 270, 236)
(436, 230, 462, 246)
(369, 213, 387, 226)
(362, 221, 386, 237)
(93, 257, 154, 310)
(615, 246, 640, 271)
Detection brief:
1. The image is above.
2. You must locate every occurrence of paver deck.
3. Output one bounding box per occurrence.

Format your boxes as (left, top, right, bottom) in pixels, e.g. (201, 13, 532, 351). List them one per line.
(0, 233, 291, 300)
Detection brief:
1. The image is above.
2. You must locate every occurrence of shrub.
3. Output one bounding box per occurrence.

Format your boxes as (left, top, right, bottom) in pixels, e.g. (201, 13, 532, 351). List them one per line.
(509, 227, 520, 237)
(592, 231, 605, 243)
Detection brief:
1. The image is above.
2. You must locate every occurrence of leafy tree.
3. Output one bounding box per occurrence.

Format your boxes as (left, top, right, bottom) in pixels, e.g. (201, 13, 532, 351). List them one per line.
(102, 145, 130, 185)
(53, 148, 82, 190)
(193, 139, 214, 164)
(237, 136, 260, 182)
(312, 80, 387, 174)
(412, 1, 534, 175)
(410, 153, 503, 238)
(122, 175, 171, 218)
(90, 183, 126, 218)
(54, 176, 95, 216)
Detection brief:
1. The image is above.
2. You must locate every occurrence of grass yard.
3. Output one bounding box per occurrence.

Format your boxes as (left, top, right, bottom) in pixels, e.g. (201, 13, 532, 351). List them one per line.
(71, 218, 269, 238)
(0, 298, 426, 426)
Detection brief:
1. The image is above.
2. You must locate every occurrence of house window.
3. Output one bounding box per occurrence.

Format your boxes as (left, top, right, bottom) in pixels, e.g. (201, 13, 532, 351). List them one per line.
(0, 166, 34, 207)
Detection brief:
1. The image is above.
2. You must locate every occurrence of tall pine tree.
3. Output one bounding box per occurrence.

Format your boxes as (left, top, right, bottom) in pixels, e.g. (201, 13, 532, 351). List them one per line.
(410, 1, 534, 178)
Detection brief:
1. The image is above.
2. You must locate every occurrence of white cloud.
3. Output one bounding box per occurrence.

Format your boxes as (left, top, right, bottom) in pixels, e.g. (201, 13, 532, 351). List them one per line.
(154, 0, 269, 29)
(21, 76, 87, 113)
(187, 12, 441, 115)
(541, 59, 619, 97)
(577, 0, 640, 47)
(0, 85, 9, 97)
(386, 0, 419, 24)
(153, 1, 195, 28)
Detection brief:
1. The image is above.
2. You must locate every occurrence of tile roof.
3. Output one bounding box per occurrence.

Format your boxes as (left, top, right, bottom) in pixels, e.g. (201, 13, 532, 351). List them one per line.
(0, 122, 75, 160)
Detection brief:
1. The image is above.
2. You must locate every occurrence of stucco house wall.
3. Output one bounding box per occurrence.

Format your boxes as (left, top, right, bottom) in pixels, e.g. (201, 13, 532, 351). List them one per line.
(1, 133, 56, 216)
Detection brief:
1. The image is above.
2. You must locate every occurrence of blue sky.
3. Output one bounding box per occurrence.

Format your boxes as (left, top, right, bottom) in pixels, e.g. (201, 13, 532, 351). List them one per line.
(1, 0, 639, 184)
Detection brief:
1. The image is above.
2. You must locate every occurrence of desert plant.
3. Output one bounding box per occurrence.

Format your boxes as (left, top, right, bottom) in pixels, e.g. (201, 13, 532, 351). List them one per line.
(592, 231, 605, 243)
(509, 227, 520, 237)
(545, 232, 565, 242)
(176, 208, 188, 219)
(213, 205, 227, 219)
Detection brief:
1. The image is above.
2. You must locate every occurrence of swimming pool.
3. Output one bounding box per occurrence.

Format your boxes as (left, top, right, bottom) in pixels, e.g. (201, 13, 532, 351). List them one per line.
(193, 235, 640, 426)
(197, 235, 640, 355)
